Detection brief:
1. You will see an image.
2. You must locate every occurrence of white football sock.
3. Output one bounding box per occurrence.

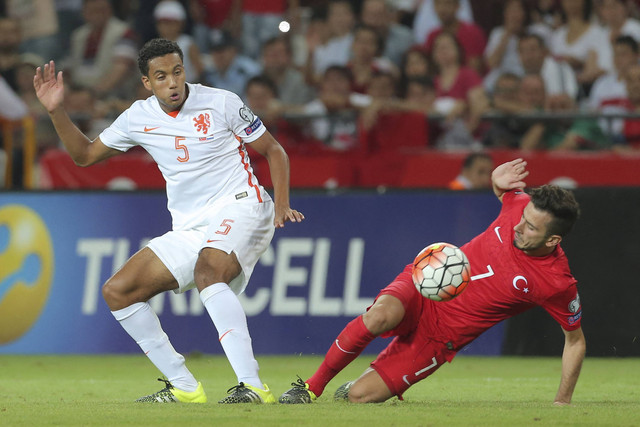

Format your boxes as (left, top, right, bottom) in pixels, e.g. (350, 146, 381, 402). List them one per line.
(200, 282, 262, 389)
(112, 302, 198, 392)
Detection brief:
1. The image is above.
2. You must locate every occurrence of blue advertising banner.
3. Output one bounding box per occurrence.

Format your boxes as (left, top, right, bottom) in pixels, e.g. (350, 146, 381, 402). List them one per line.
(0, 191, 503, 356)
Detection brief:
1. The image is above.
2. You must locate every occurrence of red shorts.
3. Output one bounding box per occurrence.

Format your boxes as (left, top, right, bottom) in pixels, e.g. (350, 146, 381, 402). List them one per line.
(369, 265, 457, 398)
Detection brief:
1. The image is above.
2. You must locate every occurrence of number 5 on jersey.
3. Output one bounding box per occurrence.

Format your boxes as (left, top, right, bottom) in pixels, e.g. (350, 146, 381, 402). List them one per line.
(175, 136, 189, 162)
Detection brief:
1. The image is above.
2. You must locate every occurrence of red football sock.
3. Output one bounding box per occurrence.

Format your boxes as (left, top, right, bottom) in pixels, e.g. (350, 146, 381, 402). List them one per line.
(306, 315, 376, 397)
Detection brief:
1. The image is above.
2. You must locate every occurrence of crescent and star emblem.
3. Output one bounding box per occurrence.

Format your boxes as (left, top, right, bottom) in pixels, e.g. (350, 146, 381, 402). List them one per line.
(512, 275, 529, 293)
(513, 276, 529, 294)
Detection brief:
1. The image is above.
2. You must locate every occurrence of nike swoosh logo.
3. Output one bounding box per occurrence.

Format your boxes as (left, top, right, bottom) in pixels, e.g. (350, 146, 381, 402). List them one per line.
(144, 126, 160, 132)
(206, 239, 221, 243)
(335, 339, 357, 354)
(219, 329, 234, 342)
(402, 375, 410, 385)
(494, 226, 503, 243)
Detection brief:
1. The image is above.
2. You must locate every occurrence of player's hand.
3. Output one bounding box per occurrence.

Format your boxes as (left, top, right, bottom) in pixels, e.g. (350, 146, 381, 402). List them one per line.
(274, 206, 305, 228)
(492, 158, 529, 192)
(553, 400, 571, 406)
(33, 60, 65, 114)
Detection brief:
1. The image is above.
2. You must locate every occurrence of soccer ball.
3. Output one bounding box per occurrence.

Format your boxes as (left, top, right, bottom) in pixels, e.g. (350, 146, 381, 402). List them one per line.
(412, 242, 470, 302)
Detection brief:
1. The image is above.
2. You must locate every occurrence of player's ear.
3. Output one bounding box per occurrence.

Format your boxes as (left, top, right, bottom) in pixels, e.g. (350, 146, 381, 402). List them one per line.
(546, 234, 561, 248)
(141, 75, 151, 91)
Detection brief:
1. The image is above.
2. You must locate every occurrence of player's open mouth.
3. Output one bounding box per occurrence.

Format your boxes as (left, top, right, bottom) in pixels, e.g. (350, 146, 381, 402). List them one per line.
(170, 93, 181, 101)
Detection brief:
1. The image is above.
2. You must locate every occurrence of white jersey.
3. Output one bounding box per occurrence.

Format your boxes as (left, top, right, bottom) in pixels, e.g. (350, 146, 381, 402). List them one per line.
(100, 83, 270, 231)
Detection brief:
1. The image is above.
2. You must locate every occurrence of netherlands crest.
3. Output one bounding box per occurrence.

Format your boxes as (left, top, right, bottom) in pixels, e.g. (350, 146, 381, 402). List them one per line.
(193, 113, 211, 134)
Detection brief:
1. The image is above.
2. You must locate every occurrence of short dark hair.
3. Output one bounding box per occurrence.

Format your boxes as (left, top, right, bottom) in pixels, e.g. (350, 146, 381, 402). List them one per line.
(138, 38, 184, 76)
(615, 35, 639, 54)
(324, 65, 353, 83)
(529, 185, 580, 237)
(263, 35, 292, 55)
(518, 33, 546, 49)
(354, 24, 384, 56)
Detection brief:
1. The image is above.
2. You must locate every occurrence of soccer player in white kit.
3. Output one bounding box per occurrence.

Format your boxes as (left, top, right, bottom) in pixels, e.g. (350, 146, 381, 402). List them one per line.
(33, 38, 305, 404)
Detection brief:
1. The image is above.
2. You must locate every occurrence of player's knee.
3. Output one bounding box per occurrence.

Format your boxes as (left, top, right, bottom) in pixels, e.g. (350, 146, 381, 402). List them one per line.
(347, 382, 387, 403)
(362, 305, 401, 335)
(102, 277, 126, 309)
(102, 276, 140, 310)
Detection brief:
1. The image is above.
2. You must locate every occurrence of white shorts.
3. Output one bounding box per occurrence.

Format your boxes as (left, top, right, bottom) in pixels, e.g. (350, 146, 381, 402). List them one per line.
(147, 199, 275, 295)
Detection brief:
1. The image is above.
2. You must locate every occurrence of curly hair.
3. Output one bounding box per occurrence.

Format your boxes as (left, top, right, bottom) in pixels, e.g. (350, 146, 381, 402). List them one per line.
(137, 38, 184, 76)
(529, 185, 580, 237)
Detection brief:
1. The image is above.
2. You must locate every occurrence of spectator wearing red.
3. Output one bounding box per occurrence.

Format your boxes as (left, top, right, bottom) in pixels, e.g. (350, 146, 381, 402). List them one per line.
(430, 32, 488, 148)
(424, 0, 487, 75)
(358, 72, 431, 154)
(431, 32, 485, 120)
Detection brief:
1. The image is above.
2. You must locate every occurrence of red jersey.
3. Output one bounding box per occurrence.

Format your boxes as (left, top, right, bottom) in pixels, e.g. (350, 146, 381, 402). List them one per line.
(434, 190, 582, 350)
(434, 67, 483, 100)
(197, 0, 234, 28)
(425, 22, 487, 66)
(242, 0, 286, 14)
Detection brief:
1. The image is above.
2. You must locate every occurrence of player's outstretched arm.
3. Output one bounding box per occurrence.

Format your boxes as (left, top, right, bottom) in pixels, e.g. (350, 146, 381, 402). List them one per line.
(491, 158, 529, 202)
(250, 131, 305, 228)
(554, 327, 586, 405)
(34, 60, 120, 166)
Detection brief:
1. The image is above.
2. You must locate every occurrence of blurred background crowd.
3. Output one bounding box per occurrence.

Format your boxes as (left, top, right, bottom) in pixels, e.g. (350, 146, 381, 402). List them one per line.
(2, 0, 640, 190)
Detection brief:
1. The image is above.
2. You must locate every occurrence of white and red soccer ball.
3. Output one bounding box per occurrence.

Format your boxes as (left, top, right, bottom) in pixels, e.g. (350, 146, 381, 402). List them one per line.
(412, 242, 471, 302)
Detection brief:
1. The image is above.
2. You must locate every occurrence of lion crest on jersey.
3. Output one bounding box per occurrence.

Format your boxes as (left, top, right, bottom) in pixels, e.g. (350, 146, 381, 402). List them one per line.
(193, 113, 211, 134)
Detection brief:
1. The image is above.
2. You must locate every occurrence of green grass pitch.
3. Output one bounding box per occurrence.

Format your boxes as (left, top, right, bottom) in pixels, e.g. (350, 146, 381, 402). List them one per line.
(1, 354, 638, 426)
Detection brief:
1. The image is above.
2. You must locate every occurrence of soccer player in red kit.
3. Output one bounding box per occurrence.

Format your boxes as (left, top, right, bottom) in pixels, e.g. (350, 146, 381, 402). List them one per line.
(279, 158, 586, 405)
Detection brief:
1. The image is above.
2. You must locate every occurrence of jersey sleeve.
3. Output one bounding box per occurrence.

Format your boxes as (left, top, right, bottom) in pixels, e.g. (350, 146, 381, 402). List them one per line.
(542, 282, 582, 331)
(99, 108, 137, 152)
(500, 189, 530, 216)
(224, 92, 266, 143)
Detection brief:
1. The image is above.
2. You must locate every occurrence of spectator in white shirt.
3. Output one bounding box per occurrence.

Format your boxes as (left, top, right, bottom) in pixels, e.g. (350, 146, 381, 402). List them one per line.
(587, 35, 639, 135)
(484, 0, 529, 92)
(599, 0, 640, 44)
(306, 0, 356, 84)
(518, 33, 579, 99)
(549, 0, 612, 88)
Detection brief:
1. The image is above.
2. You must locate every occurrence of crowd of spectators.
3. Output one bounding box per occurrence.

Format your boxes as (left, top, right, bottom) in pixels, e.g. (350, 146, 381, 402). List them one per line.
(2, 0, 640, 188)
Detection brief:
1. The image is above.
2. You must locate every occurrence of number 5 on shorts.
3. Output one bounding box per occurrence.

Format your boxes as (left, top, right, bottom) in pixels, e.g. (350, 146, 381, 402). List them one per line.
(216, 219, 234, 235)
